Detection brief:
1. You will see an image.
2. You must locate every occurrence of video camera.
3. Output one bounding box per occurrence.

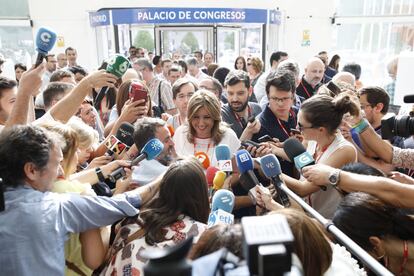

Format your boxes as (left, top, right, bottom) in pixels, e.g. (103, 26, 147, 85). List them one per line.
(381, 94, 414, 139)
(142, 214, 303, 276)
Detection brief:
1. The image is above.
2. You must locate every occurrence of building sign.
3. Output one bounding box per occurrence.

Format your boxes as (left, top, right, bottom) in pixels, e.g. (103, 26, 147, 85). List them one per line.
(111, 8, 268, 25)
(269, 9, 282, 25)
(89, 10, 110, 27)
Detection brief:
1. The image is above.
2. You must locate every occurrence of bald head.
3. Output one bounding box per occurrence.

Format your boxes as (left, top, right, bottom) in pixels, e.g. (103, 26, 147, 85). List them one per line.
(304, 57, 325, 87)
(332, 72, 355, 87)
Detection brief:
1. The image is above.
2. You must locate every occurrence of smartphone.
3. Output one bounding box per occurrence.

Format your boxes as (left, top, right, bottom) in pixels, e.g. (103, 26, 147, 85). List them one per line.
(290, 128, 301, 135)
(241, 140, 261, 148)
(258, 135, 272, 143)
(248, 115, 256, 123)
(129, 81, 148, 106)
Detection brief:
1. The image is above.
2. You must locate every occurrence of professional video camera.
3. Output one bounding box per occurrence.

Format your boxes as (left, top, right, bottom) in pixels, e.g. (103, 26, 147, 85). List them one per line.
(381, 94, 414, 139)
(142, 214, 303, 276)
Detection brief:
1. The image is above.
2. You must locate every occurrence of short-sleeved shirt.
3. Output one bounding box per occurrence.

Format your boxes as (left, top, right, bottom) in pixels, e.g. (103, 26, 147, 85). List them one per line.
(221, 102, 262, 138)
(252, 105, 299, 177)
(147, 76, 176, 111)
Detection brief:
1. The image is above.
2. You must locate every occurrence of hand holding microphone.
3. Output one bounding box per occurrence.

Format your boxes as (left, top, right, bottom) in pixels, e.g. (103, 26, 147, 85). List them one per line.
(34, 27, 57, 67)
(207, 189, 235, 227)
(195, 152, 210, 170)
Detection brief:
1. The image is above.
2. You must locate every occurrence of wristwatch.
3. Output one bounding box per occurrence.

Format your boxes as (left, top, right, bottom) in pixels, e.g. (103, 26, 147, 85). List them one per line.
(95, 167, 106, 183)
(328, 169, 341, 187)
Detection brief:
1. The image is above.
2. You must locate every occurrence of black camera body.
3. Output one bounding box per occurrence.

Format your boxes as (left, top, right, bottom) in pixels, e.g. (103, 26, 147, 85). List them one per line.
(381, 113, 414, 139)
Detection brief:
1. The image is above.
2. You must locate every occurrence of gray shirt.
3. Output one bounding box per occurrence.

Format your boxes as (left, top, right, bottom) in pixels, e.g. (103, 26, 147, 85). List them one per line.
(221, 102, 262, 138)
(0, 185, 140, 275)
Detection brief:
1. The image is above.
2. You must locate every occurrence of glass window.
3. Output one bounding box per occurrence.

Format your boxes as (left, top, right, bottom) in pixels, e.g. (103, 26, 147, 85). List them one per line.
(131, 25, 155, 54)
(0, 25, 33, 64)
(240, 25, 262, 59)
(95, 26, 115, 65)
(0, 0, 29, 18)
(217, 27, 240, 70)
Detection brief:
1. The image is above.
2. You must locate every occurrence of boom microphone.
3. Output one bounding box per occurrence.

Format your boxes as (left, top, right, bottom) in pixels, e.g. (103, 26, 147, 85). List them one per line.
(105, 122, 134, 157)
(207, 189, 235, 227)
(259, 154, 291, 207)
(283, 138, 326, 191)
(35, 27, 57, 67)
(109, 138, 164, 182)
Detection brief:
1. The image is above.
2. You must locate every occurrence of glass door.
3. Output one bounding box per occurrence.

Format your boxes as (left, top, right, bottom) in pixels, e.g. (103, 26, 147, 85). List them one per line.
(216, 26, 241, 70)
(155, 26, 214, 59)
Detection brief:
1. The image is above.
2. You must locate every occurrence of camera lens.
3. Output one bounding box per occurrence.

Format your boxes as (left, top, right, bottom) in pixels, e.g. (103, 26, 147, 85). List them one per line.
(395, 115, 414, 138)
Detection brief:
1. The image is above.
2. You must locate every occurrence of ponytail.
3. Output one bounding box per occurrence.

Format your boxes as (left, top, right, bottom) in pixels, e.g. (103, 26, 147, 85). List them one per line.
(332, 93, 360, 117)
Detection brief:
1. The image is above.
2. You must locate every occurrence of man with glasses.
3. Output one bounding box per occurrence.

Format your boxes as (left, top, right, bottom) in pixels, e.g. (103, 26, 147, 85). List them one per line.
(199, 77, 225, 104)
(253, 70, 299, 177)
(221, 70, 262, 139)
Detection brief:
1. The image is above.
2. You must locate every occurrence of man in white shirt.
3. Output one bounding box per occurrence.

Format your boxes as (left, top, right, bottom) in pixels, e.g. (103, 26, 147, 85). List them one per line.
(187, 57, 209, 83)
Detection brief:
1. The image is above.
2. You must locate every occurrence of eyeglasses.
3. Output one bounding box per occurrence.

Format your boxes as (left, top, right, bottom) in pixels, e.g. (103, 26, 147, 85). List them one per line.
(269, 96, 293, 103)
(297, 122, 314, 132)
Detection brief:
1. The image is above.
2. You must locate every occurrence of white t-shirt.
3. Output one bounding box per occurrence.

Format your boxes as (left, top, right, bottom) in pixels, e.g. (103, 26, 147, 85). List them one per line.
(173, 124, 241, 167)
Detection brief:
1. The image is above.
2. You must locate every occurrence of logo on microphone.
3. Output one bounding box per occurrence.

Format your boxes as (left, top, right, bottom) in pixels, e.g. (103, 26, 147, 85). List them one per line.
(294, 151, 314, 170)
(40, 32, 52, 43)
(118, 61, 129, 74)
(239, 152, 250, 162)
(298, 154, 311, 164)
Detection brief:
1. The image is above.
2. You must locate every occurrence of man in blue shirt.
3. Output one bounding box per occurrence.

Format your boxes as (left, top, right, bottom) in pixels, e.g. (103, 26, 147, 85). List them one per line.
(253, 70, 299, 177)
(0, 125, 158, 275)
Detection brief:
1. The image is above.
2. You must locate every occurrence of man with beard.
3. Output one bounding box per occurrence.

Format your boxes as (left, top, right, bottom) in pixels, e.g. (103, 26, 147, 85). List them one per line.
(221, 70, 262, 139)
(253, 70, 299, 177)
(296, 57, 325, 100)
(131, 117, 177, 185)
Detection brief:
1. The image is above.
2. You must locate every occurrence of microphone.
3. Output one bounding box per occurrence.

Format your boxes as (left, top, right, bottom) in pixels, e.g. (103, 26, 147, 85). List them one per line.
(404, 94, 414, 103)
(215, 144, 232, 173)
(235, 149, 262, 204)
(95, 54, 130, 107)
(283, 138, 326, 191)
(167, 124, 175, 137)
(213, 171, 226, 190)
(207, 189, 235, 227)
(104, 122, 134, 157)
(195, 152, 210, 169)
(35, 27, 57, 67)
(109, 138, 164, 182)
(259, 154, 291, 207)
(206, 166, 219, 188)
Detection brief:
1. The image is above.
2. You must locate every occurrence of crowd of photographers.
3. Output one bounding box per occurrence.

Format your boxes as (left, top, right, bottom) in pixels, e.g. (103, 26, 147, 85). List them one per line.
(0, 43, 413, 276)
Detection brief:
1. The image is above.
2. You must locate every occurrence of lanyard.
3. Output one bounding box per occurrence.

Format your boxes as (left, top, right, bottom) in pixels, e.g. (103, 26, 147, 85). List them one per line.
(194, 140, 212, 156)
(384, 240, 408, 276)
(300, 80, 312, 98)
(274, 109, 296, 139)
(233, 106, 252, 129)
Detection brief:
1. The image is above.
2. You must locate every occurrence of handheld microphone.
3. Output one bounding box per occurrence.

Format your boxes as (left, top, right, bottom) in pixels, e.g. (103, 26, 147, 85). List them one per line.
(259, 154, 291, 207)
(104, 122, 134, 157)
(215, 144, 232, 173)
(109, 138, 164, 182)
(35, 27, 57, 67)
(235, 149, 262, 204)
(167, 124, 175, 137)
(213, 171, 226, 190)
(207, 189, 235, 227)
(195, 152, 210, 169)
(283, 138, 326, 191)
(206, 166, 219, 188)
(95, 54, 131, 107)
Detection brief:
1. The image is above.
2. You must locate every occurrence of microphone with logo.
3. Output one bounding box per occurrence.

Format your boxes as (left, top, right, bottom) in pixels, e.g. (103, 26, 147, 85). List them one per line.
(109, 138, 164, 182)
(215, 144, 232, 175)
(104, 122, 134, 158)
(283, 138, 327, 191)
(235, 149, 263, 204)
(34, 27, 57, 67)
(207, 189, 235, 227)
(195, 152, 210, 170)
(259, 154, 291, 207)
(95, 54, 131, 107)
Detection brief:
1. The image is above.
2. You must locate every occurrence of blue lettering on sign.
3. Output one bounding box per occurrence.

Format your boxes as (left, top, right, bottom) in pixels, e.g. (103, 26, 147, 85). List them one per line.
(112, 8, 268, 25)
(269, 9, 282, 25)
(89, 10, 110, 27)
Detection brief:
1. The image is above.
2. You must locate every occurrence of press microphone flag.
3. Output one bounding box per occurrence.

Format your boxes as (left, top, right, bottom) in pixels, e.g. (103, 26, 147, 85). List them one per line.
(35, 27, 57, 67)
(195, 152, 210, 169)
(105, 122, 134, 157)
(109, 138, 164, 182)
(215, 144, 232, 172)
(207, 189, 235, 227)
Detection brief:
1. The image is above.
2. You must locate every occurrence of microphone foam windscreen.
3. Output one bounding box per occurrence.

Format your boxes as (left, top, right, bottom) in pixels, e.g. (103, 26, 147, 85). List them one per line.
(195, 152, 210, 169)
(115, 122, 135, 146)
(213, 171, 226, 190)
(235, 149, 254, 174)
(215, 144, 231, 161)
(283, 137, 306, 162)
(259, 154, 282, 179)
(141, 138, 164, 160)
(35, 27, 57, 54)
(211, 189, 235, 213)
(206, 166, 219, 187)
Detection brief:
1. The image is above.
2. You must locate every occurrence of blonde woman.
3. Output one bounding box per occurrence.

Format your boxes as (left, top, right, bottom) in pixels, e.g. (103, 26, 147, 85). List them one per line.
(173, 90, 240, 167)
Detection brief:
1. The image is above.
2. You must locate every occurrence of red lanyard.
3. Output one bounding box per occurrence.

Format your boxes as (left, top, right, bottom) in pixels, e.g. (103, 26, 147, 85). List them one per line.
(301, 80, 312, 98)
(194, 140, 212, 156)
(384, 240, 408, 275)
(233, 106, 252, 128)
(274, 109, 296, 139)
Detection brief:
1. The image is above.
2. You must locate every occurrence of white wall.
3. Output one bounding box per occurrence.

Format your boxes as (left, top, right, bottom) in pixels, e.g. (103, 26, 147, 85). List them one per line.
(27, 0, 335, 71)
